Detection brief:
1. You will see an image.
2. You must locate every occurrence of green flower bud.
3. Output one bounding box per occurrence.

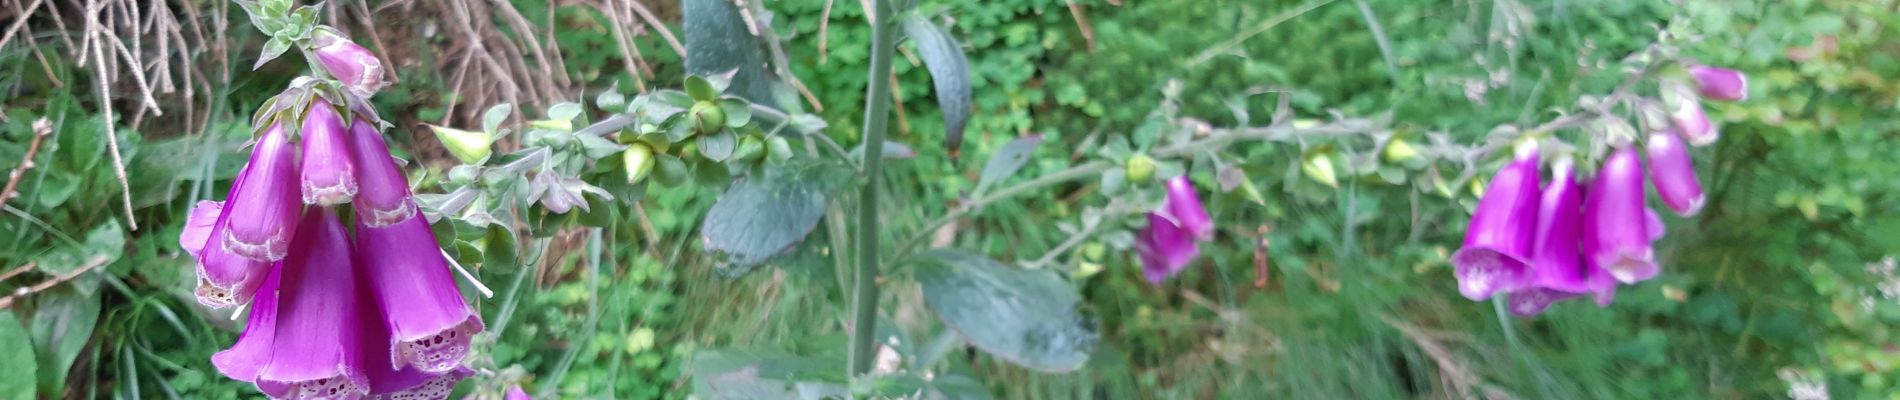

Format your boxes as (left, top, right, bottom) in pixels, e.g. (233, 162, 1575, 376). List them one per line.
(1124, 154, 1157, 183)
(624, 143, 656, 183)
(1301, 152, 1338, 188)
(691, 101, 726, 134)
(428, 124, 493, 164)
(1382, 137, 1421, 164)
(734, 134, 765, 162)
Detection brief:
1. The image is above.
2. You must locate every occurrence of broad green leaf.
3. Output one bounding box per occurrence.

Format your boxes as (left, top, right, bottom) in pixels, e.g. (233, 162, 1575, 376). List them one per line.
(482, 104, 513, 136)
(719, 98, 753, 128)
(682, 0, 777, 104)
(974, 134, 1044, 195)
(29, 290, 100, 395)
(574, 133, 628, 160)
(595, 90, 627, 113)
(701, 161, 853, 276)
(698, 130, 738, 162)
(913, 249, 1098, 372)
(902, 14, 973, 157)
(686, 76, 720, 103)
(0, 313, 35, 400)
(689, 350, 847, 400)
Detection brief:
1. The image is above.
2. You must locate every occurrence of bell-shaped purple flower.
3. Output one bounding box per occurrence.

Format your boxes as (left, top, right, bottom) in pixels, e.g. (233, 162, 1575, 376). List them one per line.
(222, 123, 303, 261)
(1161, 176, 1214, 240)
(1135, 213, 1200, 283)
(312, 29, 389, 98)
(505, 386, 533, 400)
(358, 276, 472, 399)
(255, 208, 369, 399)
(356, 215, 483, 373)
(211, 265, 282, 382)
(1646, 132, 1705, 216)
(1688, 65, 1748, 102)
(188, 198, 273, 308)
(1583, 146, 1657, 284)
(347, 118, 418, 227)
(1666, 82, 1719, 146)
(1135, 176, 1214, 283)
(1506, 160, 1588, 316)
(1451, 143, 1541, 300)
(301, 99, 359, 206)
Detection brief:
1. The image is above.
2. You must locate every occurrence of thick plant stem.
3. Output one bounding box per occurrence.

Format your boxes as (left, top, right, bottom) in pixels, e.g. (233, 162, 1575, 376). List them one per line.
(848, 0, 897, 378)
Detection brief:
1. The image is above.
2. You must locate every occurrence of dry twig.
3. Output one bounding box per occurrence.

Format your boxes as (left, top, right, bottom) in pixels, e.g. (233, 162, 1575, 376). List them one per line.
(0, 118, 51, 208)
(0, 255, 110, 309)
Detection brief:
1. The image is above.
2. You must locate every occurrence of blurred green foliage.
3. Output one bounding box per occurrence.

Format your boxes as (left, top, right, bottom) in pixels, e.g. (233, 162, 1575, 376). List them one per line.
(1, 0, 1896, 398)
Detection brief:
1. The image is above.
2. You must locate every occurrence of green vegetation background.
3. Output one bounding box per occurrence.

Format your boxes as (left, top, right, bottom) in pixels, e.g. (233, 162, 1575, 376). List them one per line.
(0, 0, 1895, 398)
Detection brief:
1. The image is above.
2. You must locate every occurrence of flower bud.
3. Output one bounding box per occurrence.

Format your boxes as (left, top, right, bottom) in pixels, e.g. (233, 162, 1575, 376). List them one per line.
(1665, 81, 1719, 146)
(1124, 154, 1156, 183)
(1451, 142, 1541, 300)
(624, 143, 655, 183)
(1688, 65, 1747, 102)
(311, 29, 388, 98)
(429, 125, 494, 164)
(300, 99, 359, 206)
(691, 101, 726, 134)
(1382, 137, 1421, 164)
(1646, 131, 1705, 216)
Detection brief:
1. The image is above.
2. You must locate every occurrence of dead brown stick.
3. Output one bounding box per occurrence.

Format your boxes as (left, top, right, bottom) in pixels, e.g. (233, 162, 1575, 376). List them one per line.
(0, 118, 51, 207)
(626, 0, 684, 58)
(83, 0, 139, 231)
(1064, 0, 1097, 52)
(0, 255, 110, 309)
(0, 262, 35, 284)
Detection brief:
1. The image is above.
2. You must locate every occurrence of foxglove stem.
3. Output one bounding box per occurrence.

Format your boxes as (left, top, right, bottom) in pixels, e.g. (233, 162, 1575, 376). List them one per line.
(848, 0, 896, 378)
(1688, 65, 1747, 102)
(347, 118, 418, 227)
(1647, 131, 1705, 216)
(222, 123, 303, 261)
(1452, 142, 1541, 300)
(301, 99, 359, 206)
(1583, 146, 1657, 284)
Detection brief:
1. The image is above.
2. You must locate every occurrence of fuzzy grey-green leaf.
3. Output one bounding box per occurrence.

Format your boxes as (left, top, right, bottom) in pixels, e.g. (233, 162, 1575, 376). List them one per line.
(914, 249, 1098, 372)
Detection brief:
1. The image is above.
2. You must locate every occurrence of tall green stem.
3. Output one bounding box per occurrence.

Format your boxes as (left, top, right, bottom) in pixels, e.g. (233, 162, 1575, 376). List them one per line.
(848, 0, 897, 378)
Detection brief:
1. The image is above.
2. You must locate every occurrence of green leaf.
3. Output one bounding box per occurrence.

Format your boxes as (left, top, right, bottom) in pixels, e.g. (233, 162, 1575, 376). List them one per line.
(28, 290, 100, 395)
(929, 375, 993, 400)
(902, 14, 973, 157)
(0, 313, 35, 400)
(698, 130, 738, 162)
(719, 98, 754, 128)
(786, 114, 828, 136)
(482, 104, 513, 136)
(596, 90, 628, 114)
(701, 161, 853, 276)
(686, 76, 720, 103)
(575, 133, 628, 160)
(547, 102, 584, 122)
(974, 134, 1043, 195)
(254, 37, 292, 70)
(689, 350, 847, 400)
(682, 0, 777, 104)
(913, 249, 1098, 372)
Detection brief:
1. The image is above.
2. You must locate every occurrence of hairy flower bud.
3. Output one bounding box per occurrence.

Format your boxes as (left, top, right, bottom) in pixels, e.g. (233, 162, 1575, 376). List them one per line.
(1647, 131, 1705, 216)
(1688, 65, 1748, 102)
(312, 29, 388, 98)
(1125, 154, 1156, 183)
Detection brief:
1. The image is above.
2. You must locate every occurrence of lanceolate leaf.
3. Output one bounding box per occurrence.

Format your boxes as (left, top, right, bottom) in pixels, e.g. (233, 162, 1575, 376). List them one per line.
(902, 14, 973, 159)
(914, 249, 1098, 372)
(0, 313, 35, 400)
(701, 161, 854, 276)
(974, 134, 1043, 195)
(29, 290, 100, 396)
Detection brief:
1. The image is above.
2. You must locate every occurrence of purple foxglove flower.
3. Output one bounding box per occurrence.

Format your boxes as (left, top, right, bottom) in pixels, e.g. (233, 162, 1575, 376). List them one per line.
(255, 208, 369, 399)
(1451, 143, 1541, 300)
(359, 284, 472, 399)
(356, 216, 483, 373)
(211, 265, 282, 382)
(347, 118, 418, 227)
(180, 200, 221, 257)
(1161, 176, 1214, 240)
(301, 99, 359, 206)
(1688, 65, 1748, 102)
(505, 385, 533, 400)
(312, 29, 389, 98)
(1666, 82, 1719, 146)
(222, 123, 303, 261)
(1135, 213, 1200, 283)
(1583, 146, 1657, 284)
(1646, 132, 1705, 216)
(192, 199, 273, 308)
(1507, 159, 1588, 317)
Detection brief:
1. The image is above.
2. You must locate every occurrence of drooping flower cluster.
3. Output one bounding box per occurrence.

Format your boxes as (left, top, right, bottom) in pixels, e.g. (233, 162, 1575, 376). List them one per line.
(182, 33, 482, 399)
(1451, 65, 1746, 316)
(1137, 176, 1215, 283)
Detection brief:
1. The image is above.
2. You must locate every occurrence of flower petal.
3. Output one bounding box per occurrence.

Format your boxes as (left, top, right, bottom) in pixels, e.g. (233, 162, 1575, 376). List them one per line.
(255, 208, 369, 399)
(211, 265, 283, 382)
(1161, 176, 1214, 240)
(1136, 213, 1199, 284)
(222, 123, 303, 261)
(181, 200, 223, 257)
(357, 216, 483, 373)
